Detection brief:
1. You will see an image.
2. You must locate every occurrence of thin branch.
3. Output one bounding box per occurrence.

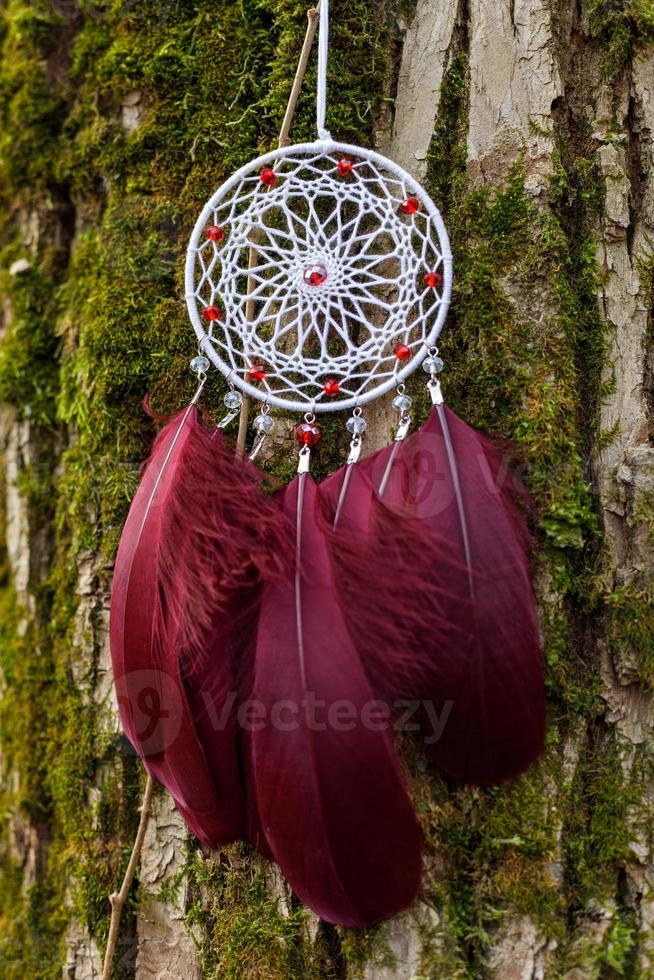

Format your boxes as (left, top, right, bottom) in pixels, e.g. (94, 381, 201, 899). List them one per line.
(102, 774, 154, 980)
(235, 5, 320, 457)
(279, 5, 320, 150)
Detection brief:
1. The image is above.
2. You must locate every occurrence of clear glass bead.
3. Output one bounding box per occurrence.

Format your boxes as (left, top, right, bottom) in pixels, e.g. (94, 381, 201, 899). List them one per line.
(224, 389, 242, 409)
(346, 416, 367, 435)
(422, 355, 444, 374)
(190, 355, 210, 375)
(392, 394, 412, 412)
(254, 414, 274, 434)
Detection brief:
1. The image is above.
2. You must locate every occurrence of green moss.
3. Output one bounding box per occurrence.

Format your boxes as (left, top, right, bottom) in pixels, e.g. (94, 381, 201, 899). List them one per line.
(0, 265, 62, 427)
(0, 872, 68, 978)
(424, 53, 603, 633)
(0, 3, 70, 196)
(597, 914, 637, 975)
(564, 736, 644, 907)
(427, 96, 599, 558)
(640, 244, 654, 436)
(338, 922, 395, 977)
(584, 0, 654, 77)
(187, 845, 334, 979)
(408, 756, 566, 970)
(0, 473, 69, 974)
(606, 583, 654, 687)
(0, 0, 649, 972)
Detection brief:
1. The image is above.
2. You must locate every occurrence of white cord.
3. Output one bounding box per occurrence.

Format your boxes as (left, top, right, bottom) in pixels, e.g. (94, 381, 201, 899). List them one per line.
(316, 0, 331, 140)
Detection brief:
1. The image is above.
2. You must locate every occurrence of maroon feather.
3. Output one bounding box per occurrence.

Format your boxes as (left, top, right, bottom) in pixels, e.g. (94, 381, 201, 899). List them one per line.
(110, 406, 290, 844)
(110, 406, 236, 843)
(249, 472, 422, 926)
(321, 406, 544, 785)
(184, 575, 274, 859)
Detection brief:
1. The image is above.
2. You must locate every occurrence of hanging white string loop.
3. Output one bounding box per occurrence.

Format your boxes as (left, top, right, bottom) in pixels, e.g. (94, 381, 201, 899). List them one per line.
(316, 0, 331, 140)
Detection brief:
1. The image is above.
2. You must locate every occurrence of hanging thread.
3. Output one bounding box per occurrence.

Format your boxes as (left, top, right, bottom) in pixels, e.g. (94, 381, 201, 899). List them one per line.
(316, 0, 331, 140)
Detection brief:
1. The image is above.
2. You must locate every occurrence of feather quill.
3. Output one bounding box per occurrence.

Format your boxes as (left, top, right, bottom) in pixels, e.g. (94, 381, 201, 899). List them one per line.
(249, 472, 422, 926)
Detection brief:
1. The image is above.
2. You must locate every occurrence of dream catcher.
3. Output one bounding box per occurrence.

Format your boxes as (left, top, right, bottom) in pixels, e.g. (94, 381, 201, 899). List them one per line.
(110, 0, 543, 928)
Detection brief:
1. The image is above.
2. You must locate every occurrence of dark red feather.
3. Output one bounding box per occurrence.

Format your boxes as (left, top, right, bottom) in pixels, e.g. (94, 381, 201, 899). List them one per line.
(249, 472, 422, 926)
(322, 406, 544, 785)
(110, 406, 236, 843)
(110, 407, 290, 844)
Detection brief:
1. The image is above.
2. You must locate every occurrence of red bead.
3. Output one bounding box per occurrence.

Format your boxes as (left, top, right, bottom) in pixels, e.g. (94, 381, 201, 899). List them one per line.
(260, 167, 277, 187)
(296, 422, 322, 447)
(305, 266, 328, 286)
(424, 270, 443, 289)
(249, 364, 266, 383)
(400, 196, 420, 215)
(323, 378, 340, 397)
(394, 342, 411, 361)
(202, 305, 222, 321)
(337, 157, 353, 176)
(206, 225, 225, 242)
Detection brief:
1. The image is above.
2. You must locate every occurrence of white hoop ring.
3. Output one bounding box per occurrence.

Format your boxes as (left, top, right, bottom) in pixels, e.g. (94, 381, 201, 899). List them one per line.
(185, 139, 453, 414)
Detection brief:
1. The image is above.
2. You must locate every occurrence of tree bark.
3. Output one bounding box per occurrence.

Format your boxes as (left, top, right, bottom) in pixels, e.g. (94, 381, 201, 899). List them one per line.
(0, 0, 652, 977)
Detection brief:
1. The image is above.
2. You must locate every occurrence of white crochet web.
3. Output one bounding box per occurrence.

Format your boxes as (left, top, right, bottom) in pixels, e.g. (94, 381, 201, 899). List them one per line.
(185, 140, 452, 413)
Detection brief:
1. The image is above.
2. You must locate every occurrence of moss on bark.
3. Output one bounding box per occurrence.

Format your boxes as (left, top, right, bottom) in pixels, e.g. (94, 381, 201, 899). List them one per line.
(0, 0, 651, 977)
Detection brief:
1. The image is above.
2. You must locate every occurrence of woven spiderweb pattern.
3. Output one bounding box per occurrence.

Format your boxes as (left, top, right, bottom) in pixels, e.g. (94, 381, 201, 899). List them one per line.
(187, 143, 451, 412)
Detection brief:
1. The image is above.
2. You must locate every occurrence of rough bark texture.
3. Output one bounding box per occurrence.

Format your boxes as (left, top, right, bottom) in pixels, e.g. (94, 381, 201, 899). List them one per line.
(0, 0, 652, 977)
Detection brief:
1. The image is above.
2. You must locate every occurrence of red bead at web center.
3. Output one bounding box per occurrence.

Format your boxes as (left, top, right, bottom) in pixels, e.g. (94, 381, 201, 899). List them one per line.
(304, 263, 328, 287)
